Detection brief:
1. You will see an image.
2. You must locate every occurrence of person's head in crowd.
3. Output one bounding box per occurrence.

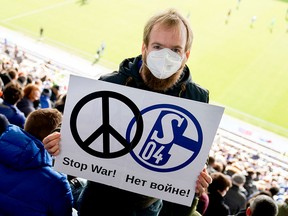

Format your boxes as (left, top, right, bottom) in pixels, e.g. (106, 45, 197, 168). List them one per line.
(54, 93, 67, 114)
(208, 156, 215, 166)
(39, 88, 52, 109)
(0, 71, 10, 86)
(41, 88, 52, 98)
(207, 155, 216, 174)
(0, 114, 9, 135)
(140, 8, 192, 92)
(2, 82, 23, 105)
(0, 58, 12, 71)
(208, 172, 232, 197)
(246, 194, 278, 216)
(232, 173, 246, 187)
(7, 68, 18, 82)
(50, 84, 60, 102)
(240, 190, 273, 214)
(246, 168, 256, 179)
(268, 186, 280, 197)
(213, 161, 225, 173)
(51, 84, 60, 93)
(24, 108, 62, 141)
(26, 74, 33, 85)
(34, 78, 43, 87)
(17, 75, 27, 87)
(0, 68, 19, 86)
(40, 75, 47, 83)
(23, 83, 41, 102)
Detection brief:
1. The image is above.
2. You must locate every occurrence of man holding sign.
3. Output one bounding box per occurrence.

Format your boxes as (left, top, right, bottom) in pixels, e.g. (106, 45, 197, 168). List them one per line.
(44, 8, 213, 216)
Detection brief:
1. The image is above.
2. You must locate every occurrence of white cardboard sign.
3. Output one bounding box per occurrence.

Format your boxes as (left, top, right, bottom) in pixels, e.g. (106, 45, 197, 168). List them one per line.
(54, 74, 224, 206)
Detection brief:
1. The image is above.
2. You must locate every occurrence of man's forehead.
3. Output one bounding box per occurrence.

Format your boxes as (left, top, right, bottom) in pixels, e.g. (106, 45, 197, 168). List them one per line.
(149, 23, 186, 48)
(152, 22, 182, 33)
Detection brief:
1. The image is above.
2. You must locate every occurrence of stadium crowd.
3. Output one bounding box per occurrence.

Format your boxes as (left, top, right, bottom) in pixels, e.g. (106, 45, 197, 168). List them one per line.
(0, 34, 288, 216)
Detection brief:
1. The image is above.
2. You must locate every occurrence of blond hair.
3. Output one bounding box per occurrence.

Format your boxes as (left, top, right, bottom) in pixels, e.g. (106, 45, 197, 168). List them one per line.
(143, 8, 193, 52)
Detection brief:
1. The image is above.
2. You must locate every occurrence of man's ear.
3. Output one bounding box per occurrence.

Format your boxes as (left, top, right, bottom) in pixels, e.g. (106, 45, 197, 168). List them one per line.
(185, 50, 191, 61)
(0, 91, 3, 98)
(141, 43, 146, 55)
(246, 207, 251, 216)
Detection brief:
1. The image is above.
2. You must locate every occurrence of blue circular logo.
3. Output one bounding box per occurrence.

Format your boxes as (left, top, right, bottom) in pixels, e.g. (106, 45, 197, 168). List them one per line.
(127, 104, 203, 172)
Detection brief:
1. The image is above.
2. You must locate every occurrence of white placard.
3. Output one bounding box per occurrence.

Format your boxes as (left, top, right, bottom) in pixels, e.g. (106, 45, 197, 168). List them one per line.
(54, 74, 224, 206)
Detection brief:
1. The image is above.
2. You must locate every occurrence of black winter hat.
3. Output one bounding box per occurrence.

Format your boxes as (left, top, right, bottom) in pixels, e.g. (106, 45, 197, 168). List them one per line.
(0, 114, 9, 136)
(42, 88, 52, 97)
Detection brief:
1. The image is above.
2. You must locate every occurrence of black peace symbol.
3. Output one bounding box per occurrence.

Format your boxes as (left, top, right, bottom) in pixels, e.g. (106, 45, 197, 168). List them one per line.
(70, 91, 143, 158)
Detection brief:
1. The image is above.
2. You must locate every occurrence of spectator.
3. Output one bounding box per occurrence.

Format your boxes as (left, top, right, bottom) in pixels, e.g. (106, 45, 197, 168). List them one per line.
(17, 83, 41, 117)
(246, 194, 278, 216)
(0, 82, 25, 128)
(0, 68, 18, 86)
(0, 114, 8, 134)
(204, 172, 232, 216)
(244, 169, 258, 199)
(277, 196, 288, 216)
(39, 27, 44, 38)
(236, 190, 274, 216)
(207, 156, 217, 174)
(224, 173, 247, 215)
(43, 8, 212, 216)
(213, 160, 225, 173)
(40, 88, 52, 108)
(17, 73, 27, 87)
(50, 84, 60, 105)
(196, 191, 209, 215)
(54, 93, 67, 113)
(0, 113, 73, 215)
(24, 108, 62, 141)
(269, 186, 280, 198)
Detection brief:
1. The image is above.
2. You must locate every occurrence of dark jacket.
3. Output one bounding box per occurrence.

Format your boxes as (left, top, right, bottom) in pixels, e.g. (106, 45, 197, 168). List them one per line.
(0, 124, 73, 216)
(77, 55, 209, 216)
(224, 184, 247, 215)
(204, 191, 230, 216)
(16, 96, 35, 117)
(99, 55, 209, 103)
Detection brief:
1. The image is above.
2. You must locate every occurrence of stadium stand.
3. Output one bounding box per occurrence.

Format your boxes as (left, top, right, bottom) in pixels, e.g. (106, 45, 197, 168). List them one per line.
(1, 26, 287, 211)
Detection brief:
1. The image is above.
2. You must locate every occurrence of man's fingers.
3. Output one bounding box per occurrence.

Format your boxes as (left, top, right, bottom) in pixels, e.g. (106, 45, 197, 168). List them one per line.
(43, 132, 60, 144)
(201, 169, 212, 184)
(195, 169, 212, 195)
(42, 132, 61, 155)
(50, 148, 60, 157)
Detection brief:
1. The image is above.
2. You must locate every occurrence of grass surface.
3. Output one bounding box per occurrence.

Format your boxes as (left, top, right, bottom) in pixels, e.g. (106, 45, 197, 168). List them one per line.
(1, 0, 287, 137)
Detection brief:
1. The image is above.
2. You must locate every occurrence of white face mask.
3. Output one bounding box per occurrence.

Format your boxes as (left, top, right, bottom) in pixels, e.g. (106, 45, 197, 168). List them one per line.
(146, 48, 183, 79)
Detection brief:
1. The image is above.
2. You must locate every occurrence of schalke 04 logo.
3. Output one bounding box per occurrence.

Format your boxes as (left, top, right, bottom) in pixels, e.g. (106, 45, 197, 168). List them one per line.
(127, 104, 203, 172)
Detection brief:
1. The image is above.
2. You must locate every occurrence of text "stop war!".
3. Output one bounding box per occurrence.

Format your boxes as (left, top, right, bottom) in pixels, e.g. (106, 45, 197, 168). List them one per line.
(62, 156, 116, 177)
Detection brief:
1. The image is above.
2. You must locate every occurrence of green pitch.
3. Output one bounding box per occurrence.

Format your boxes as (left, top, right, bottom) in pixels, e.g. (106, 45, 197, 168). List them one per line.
(1, 0, 288, 137)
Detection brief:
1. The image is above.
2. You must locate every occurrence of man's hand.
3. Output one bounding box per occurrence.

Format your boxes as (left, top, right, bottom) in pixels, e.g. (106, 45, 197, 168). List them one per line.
(195, 168, 212, 195)
(42, 132, 61, 156)
(42, 132, 213, 195)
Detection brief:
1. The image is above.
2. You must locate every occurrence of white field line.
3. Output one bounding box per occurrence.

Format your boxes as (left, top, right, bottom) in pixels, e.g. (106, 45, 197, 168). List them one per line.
(1, 0, 118, 70)
(1, 22, 93, 57)
(1, 1, 287, 135)
(1, 0, 75, 22)
(1, 21, 118, 70)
